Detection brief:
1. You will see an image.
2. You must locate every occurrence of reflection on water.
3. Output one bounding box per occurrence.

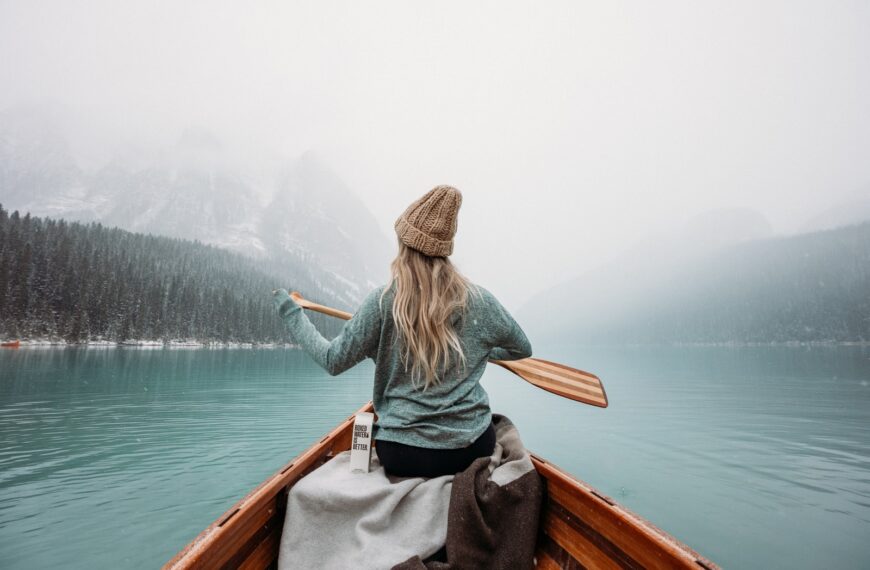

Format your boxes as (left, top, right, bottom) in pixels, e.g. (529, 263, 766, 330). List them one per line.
(1, 346, 869, 569)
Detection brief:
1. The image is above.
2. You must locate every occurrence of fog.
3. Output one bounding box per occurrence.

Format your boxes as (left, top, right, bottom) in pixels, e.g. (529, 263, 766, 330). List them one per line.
(2, 0, 868, 307)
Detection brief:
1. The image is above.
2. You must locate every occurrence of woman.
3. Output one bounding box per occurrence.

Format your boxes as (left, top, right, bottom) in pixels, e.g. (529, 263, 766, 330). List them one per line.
(272, 185, 532, 478)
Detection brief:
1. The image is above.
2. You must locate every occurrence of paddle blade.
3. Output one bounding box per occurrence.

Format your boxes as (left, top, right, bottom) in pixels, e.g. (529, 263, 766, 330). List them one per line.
(490, 357, 608, 408)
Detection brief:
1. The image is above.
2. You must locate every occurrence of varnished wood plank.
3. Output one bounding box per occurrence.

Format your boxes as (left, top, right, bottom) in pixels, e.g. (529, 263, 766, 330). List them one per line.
(534, 548, 567, 570)
(237, 517, 282, 570)
(546, 500, 643, 570)
(209, 500, 278, 570)
(536, 533, 587, 570)
(543, 508, 624, 570)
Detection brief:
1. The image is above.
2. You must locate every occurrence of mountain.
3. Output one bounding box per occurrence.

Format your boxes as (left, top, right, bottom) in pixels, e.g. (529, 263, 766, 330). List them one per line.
(519, 216, 870, 344)
(89, 128, 265, 255)
(261, 151, 392, 298)
(0, 109, 393, 307)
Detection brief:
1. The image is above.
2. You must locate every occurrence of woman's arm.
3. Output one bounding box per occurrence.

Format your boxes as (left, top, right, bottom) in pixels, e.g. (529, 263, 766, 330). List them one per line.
(483, 289, 533, 361)
(273, 287, 383, 376)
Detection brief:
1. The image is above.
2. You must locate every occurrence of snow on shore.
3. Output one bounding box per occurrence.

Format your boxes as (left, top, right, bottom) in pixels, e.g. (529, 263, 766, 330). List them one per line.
(7, 339, 298, 349)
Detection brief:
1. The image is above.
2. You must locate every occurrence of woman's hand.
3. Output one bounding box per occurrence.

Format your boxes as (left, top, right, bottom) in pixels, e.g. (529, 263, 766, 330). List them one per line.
(272, 288, 299, 317)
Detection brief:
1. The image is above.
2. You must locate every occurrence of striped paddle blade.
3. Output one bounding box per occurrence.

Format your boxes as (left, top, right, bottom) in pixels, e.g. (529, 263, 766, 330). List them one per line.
(490, 357, 608, 408)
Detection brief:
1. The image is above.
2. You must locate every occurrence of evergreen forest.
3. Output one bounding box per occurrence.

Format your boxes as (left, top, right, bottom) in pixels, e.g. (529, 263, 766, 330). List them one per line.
(0, 205, 347, 343)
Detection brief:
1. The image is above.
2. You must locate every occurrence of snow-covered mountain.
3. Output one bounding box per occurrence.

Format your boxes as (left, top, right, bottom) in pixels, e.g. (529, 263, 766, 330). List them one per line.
(0, 110, 393, 307)
(262, 151, 392, 297)
(89, 128, 266, 256)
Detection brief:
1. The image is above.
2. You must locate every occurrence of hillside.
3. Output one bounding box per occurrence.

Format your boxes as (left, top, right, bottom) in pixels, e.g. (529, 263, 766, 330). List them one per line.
(520, 222, 870, 344)
(0, 205, 353, 344)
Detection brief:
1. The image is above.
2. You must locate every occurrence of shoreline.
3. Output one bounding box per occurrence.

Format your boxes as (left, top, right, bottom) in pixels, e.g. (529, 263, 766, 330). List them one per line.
(3, 338, 868, 349)
(2, 339, 300, 349)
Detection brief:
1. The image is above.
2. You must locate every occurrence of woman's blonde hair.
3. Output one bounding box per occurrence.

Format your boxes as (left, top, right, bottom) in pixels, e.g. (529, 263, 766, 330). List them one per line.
(381, 241, 481, 390)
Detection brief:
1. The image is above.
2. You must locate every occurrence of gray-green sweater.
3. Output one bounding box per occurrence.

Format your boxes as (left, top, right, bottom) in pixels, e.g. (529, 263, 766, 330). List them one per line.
(272, 283, 532, 449)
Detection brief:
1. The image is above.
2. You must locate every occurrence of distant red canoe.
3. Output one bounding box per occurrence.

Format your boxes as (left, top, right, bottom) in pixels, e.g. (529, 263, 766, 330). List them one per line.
(1, 340, 20, 348)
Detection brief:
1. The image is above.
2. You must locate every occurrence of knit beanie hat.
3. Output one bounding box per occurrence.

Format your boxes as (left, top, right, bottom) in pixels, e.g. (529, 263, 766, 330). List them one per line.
(394, 185, 462, 257)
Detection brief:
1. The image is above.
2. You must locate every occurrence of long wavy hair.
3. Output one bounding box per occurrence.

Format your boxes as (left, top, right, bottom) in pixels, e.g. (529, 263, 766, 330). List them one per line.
(380, 241, 482, 390)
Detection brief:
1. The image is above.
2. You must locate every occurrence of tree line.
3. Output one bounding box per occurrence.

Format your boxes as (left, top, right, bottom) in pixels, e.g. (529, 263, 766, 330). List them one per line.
(0, 204, 347, 343)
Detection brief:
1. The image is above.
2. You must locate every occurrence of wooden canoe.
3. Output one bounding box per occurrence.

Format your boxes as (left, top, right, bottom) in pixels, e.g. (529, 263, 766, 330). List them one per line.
(1, 339, 20, 348)
(164, 402, 719, 570)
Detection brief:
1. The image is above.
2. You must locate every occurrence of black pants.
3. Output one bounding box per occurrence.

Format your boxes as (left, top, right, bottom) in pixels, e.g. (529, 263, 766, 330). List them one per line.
(376, 422, 497, 478)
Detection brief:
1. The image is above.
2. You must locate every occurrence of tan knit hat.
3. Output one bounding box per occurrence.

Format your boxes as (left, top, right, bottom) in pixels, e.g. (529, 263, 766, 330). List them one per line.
(394, 185, 462, 257)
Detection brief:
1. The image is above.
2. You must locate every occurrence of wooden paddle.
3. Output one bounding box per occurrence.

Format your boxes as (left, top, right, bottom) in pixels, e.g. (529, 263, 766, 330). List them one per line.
(287, 291, 608, 408)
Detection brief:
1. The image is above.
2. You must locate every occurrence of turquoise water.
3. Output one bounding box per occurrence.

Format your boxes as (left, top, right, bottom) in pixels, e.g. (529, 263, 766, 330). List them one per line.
(1, 346, 869, 569)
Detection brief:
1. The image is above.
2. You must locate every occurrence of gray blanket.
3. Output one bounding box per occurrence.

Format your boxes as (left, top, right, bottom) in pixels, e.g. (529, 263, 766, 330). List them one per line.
(278, 415, 542, 570)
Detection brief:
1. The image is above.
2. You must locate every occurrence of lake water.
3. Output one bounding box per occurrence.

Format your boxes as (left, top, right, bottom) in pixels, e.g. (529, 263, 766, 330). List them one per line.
(1, 346, 869, 569)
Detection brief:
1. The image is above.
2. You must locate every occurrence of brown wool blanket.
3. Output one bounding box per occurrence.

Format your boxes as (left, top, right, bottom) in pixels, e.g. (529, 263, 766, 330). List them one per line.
(277, 414, 543, 570)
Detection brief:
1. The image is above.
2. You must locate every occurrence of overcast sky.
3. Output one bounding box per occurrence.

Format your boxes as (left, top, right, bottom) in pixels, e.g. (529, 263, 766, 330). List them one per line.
(1, 1, 868, 306)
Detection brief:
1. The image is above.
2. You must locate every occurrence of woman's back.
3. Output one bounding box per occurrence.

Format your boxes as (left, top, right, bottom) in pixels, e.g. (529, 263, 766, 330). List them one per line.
(367, 281, 532, 449)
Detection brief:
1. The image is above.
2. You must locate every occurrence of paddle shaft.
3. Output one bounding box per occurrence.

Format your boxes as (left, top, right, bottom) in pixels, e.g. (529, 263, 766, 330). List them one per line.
(287, 291, 608, 408)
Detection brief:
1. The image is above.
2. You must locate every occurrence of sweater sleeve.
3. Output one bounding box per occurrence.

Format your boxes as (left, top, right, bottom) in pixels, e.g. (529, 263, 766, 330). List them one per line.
(273, 287, 383, 376)
(483, 289, 533, 361)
